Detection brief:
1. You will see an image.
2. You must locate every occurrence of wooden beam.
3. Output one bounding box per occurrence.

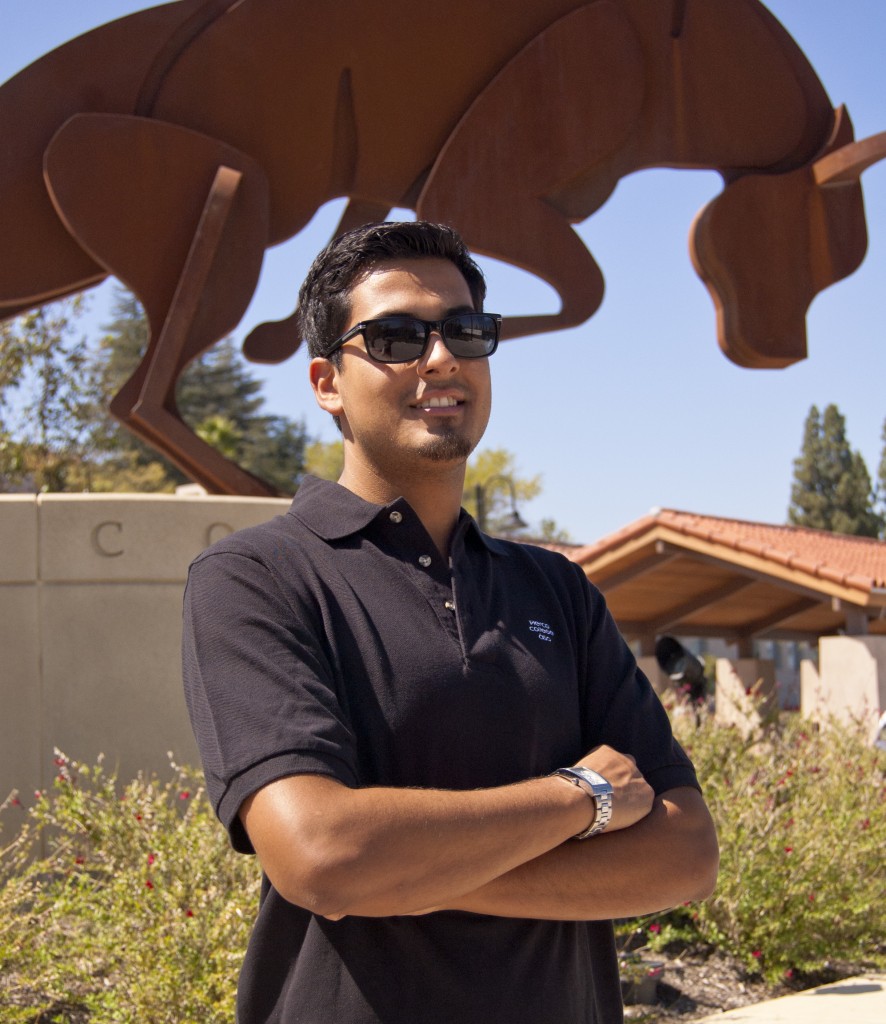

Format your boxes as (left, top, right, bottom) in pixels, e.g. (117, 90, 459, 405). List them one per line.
(593, 544, 679, 592)
(728, 597, 821, 643)
(647, 577, 757, 632)
(650, 532, 875, 608)
(832, 600, 869, 636)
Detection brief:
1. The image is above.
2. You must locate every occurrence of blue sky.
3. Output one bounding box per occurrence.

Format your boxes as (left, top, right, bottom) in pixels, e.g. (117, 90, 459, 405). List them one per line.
(4, 1, 884, 541)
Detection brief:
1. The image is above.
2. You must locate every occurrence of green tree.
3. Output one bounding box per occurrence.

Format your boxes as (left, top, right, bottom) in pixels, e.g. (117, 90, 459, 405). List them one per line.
(0, 299, 99, 492)
(86, 288, 182, 491)
(788, 404, 882, 537)
(464, 448, 570, 540)
(878, 417, 886, 537)
(90, 288, 310, 494)
(303, 442, 570, 541)
(304, 439, 344, 481)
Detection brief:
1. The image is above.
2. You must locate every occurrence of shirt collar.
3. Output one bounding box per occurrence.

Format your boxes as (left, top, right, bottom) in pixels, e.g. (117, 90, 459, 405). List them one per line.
(289, 475, 510, 555)
(288, 475, 390, 539)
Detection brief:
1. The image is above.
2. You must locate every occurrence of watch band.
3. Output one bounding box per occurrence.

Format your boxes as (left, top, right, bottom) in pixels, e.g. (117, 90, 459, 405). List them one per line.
(551, 766, 613, 839)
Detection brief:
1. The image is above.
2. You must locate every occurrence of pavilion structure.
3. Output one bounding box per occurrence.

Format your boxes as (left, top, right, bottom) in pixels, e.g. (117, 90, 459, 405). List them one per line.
(556, 510, 886, 739)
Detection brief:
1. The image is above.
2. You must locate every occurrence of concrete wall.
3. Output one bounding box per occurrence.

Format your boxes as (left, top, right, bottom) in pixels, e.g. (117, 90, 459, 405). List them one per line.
(0, 493, 289, 802)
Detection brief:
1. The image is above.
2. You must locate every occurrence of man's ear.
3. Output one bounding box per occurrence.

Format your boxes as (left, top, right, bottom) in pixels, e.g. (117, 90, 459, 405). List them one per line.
(309, 357, 344, 418)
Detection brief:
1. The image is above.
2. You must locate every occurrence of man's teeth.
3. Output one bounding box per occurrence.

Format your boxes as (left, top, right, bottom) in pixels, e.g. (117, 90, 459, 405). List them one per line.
(423, 396, 458, 408)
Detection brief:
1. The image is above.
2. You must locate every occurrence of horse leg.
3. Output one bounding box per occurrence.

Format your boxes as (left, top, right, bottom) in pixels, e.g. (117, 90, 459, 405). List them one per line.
(417, 2, 644, 340)
(44, 112, 279, 495)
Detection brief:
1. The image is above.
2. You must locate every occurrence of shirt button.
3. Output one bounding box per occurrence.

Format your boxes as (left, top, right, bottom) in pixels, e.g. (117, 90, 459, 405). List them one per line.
(389, 511, 403, 524)
(418, 554, 432, 567)
(444, 600, 455, 611)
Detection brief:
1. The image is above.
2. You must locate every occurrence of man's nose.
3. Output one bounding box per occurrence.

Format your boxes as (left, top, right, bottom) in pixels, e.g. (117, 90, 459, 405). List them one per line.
(419, 332, 458, 374)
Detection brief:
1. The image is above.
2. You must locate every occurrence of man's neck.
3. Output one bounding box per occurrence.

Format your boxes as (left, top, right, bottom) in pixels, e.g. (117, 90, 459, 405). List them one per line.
(337, 459, 465, 560)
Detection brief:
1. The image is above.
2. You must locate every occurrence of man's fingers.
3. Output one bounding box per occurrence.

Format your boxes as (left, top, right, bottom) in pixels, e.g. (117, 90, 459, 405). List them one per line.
(575, 745, 654, 832)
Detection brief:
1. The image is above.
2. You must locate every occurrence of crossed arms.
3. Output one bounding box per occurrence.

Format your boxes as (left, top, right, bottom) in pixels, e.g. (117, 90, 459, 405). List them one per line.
(240, 744, 719, 922)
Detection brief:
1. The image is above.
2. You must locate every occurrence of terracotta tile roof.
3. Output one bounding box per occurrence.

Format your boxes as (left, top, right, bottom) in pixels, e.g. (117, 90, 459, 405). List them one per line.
(573, 509, 886, 594)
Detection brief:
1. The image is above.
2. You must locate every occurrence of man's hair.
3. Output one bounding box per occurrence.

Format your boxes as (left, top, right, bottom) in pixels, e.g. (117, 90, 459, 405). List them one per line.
(296, 221, 487, 363)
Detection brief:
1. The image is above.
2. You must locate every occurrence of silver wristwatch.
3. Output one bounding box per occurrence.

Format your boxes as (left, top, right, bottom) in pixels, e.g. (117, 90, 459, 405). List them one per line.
(551, 766, 613, 839)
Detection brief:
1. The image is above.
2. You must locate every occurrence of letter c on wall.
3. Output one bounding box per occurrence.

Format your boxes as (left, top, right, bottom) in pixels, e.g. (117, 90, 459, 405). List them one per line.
(92, 520, 124, 557)
(206, 522, 234, 546)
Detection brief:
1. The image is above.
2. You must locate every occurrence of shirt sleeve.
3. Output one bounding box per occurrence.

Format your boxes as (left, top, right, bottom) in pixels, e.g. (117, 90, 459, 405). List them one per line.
(182, 547, 358, 853)
(576, 567, 700, 797)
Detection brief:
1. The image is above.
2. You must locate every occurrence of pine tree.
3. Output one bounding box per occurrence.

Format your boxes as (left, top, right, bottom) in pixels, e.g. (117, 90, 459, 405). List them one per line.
(788, 403, 883, 537)
(1, 288, 310, 494)
(878, 418, 886, 537)
(89, 287, 309, 494)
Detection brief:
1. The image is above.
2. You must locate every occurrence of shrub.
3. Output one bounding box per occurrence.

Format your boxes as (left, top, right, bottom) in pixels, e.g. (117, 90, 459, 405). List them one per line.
(639, 710, 886, 982)
(0, 752, 258, 1023)
(2, 716, 884, 1016)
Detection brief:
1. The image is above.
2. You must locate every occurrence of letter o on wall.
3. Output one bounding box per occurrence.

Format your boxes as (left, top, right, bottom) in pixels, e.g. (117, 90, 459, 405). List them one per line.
(92, 521, 124, 557)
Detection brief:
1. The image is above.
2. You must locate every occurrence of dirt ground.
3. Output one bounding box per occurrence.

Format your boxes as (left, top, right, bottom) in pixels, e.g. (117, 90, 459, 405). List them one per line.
(623, 946, 861, 1022)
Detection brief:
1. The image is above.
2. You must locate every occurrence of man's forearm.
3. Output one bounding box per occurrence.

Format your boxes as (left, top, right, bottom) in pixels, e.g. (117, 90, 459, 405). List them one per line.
(241, 745, 657, 919)
(241, 772, 597, 919)
(432, 788, 718, 921)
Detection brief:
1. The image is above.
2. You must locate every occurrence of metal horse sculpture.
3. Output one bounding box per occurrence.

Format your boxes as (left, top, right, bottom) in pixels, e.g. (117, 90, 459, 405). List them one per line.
(1, 0, 884, 495)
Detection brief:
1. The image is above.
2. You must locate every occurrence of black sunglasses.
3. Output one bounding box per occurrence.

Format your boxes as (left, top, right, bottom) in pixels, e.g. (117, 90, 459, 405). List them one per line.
(327, 313, 502, 364)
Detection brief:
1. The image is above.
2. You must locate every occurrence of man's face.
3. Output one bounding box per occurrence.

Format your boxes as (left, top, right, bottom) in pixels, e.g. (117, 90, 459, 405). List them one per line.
(312, 258, 492, 480)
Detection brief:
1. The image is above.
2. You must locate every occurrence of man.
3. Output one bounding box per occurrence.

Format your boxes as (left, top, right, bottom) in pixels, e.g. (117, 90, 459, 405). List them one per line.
(182, 221, 718, 1024)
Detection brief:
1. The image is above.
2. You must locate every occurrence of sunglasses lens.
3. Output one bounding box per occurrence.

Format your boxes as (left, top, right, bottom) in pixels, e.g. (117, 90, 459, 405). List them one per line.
(444, 314, 499, 357)
(359, 314, 500, 362)
(363, 319, 427, 363)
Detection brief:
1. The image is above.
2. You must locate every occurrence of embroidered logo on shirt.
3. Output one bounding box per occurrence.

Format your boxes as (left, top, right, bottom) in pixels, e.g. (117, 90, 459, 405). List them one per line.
(528, 619, 555, 642)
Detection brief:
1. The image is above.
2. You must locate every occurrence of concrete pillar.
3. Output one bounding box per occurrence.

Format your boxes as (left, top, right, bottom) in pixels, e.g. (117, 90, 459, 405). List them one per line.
(814, 636, 886, 744)
(715, 658, 777, 735)
(799, 658, 823, 720)
(637, 656, 671, 697)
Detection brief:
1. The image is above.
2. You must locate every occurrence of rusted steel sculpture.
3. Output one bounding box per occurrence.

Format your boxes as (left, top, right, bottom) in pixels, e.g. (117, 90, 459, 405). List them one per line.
(1, 0, 884, 495)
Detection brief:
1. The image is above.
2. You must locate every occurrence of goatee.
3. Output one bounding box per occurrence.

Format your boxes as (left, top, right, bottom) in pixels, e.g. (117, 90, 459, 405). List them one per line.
(415, 430, 475, 462)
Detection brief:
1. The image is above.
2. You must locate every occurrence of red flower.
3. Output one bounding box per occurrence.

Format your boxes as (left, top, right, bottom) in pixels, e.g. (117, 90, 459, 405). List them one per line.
(179, 791, 190, 800)
(147, 853, 156, 866)
(134, 814, 143, 821)
(752, 950, 762, 959)
(185, 908, 194, 918)
(145, 879, 154, 890)
(808, 892, 816, 903)
(784, 968, 794, 979)
(861, 818, 871, 830)
(784, 846, 793, 854)
(74, 856, 85, 865)
(648, 923, 661, 934)
(10, 797, 21, 807)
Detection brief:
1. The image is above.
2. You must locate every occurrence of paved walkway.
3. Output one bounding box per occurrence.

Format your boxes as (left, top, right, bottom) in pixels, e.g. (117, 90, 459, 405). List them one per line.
(693, 973, 886, 1023)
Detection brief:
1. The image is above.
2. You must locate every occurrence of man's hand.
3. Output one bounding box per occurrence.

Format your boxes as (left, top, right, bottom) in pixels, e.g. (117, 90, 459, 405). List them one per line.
(574, 745, 654, 832)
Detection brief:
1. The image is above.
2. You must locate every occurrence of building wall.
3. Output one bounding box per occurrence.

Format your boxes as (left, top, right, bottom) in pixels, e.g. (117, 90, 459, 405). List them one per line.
(0, 493, 289, 803)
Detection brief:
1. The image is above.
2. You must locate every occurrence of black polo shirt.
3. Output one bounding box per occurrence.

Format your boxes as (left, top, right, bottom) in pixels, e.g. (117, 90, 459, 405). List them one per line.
(182, 475, 699, 1024)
